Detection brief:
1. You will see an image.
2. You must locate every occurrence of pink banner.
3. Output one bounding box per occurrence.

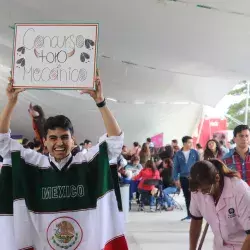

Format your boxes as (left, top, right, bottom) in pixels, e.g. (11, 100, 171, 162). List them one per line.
(151, 133, 164, 148)
(193, 118, 228, 148)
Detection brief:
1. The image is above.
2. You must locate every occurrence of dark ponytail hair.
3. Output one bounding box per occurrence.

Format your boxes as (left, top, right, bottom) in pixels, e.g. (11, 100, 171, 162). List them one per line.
(208, 159, 240, 178)
(189, 159, 240, 192)
(145, 160, 157, 174)
(163, 158, 173, 177)
(163, 158, 173, 169)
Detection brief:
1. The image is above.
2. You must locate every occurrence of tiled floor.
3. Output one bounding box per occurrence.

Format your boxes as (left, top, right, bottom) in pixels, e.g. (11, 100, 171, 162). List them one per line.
(125, 194, 214, 249)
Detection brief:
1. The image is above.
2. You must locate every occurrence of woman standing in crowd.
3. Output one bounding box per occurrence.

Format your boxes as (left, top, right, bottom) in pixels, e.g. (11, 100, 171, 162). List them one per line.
(189, 159, 250, 250)
(202, 139, 223, 160)
(139, 143, 151, 166)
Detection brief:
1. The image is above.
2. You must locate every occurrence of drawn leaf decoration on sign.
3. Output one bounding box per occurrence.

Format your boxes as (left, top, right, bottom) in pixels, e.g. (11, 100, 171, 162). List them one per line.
(16, 58, 23, 64)
(21, 58, 25, 67)
(17, 46, 24, 52)
(85, 39, 95, 49)
(80, 52, 90, 63)
(17, 46, 25, 55)
(88, 40, 95, 46)
(83, 52, 90, 59)
(80, 53, 85, 62)
(16, 58, 25, 67)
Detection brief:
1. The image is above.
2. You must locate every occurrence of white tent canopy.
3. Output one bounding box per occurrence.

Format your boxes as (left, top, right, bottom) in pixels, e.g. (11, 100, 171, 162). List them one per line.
(0, 0, 247, 145)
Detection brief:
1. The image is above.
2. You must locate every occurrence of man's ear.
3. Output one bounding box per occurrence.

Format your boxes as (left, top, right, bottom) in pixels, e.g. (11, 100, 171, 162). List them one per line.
(43, 138, 47, 147)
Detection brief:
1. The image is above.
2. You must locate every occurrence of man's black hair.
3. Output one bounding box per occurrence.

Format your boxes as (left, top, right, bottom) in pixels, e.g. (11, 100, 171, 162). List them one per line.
(182, 136, 192, 144)
(133, 142, 139, 147)
(159, 145, 174, 160)
(34, 140, 41, 148)
(84, 139, 91, 145)
(146, 138, 151, 143)
(27, 142, 35, 150)
(44, 115, 74, 138)
(22, 138, 29, 145)
(233, 125, 250, 137)
(80, 140, 91, 146)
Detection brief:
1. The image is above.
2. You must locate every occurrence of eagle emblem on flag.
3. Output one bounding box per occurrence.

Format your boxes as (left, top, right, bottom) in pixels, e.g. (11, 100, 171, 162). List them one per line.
(47, 217, 83, 249)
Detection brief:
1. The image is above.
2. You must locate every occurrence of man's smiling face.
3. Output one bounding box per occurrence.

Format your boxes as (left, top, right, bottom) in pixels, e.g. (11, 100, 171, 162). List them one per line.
(44, 128, 74, 161)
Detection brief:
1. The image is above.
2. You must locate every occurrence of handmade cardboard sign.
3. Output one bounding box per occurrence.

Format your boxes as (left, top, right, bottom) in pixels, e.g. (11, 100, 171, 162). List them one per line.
(12, 23, 98, 89)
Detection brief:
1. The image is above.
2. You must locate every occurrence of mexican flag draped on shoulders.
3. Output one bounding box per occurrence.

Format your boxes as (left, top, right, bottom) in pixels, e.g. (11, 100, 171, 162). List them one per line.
(0, 130, 128, 250)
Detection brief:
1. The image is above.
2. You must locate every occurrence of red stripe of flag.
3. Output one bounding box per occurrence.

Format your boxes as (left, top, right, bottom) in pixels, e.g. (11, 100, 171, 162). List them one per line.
(104, 235, 128, 250)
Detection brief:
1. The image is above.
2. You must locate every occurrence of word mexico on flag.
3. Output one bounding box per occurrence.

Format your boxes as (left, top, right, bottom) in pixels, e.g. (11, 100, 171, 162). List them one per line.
(0, 142, 128, 250)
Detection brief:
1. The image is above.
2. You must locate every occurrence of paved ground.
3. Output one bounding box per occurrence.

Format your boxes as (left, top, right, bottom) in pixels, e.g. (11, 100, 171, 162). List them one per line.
(125, 194, 214, 249)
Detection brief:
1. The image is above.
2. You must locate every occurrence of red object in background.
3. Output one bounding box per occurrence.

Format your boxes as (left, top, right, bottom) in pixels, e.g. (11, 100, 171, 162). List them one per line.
(151, 133, 164, 148)
(193, 118, 228, 148)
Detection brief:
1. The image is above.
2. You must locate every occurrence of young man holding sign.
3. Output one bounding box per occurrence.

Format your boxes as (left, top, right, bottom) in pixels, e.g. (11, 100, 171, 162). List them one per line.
(0, 72, 128, 250)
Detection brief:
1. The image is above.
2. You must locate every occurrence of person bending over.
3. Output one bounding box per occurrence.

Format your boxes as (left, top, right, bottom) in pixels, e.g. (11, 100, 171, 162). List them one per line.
(189, 159, 250, 250)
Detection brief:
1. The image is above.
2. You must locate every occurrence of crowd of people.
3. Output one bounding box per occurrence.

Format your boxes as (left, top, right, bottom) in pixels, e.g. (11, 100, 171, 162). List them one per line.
(117, 135, 230, 213)
(0, 74, 250, 249)
(116, 125, 250, 249)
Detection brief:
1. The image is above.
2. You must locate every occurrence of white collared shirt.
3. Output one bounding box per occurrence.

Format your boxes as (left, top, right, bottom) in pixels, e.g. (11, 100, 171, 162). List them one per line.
(82, 148, 88, 155)
(48, 153, 72, 170)
(0, 130, 124, 168)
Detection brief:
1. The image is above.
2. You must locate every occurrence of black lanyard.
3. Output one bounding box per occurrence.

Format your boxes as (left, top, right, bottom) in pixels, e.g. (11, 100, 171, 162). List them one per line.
(49, 156, 73, 172)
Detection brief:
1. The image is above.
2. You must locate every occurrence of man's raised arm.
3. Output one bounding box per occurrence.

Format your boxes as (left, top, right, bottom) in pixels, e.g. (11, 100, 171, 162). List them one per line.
(80, 70, 123, 164)
(0, 78, 25, 159)
(0, 78, 25, 133)
(80, 70, 121, 137)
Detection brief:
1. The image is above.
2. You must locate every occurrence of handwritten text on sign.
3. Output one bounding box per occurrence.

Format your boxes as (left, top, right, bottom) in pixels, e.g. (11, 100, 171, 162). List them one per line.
(13, 24, 98, 89)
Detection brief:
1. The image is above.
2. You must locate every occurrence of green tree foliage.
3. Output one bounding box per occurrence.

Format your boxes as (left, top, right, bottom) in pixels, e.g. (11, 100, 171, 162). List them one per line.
(227, 82, 250, 129)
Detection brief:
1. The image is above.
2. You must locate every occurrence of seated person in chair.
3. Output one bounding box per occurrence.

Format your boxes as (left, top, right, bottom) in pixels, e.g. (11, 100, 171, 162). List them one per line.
(118, 155, 140, 205)
(124, 155, 143, 179)
(133, 160, 160, 211)
(161, 158, 177, 211)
